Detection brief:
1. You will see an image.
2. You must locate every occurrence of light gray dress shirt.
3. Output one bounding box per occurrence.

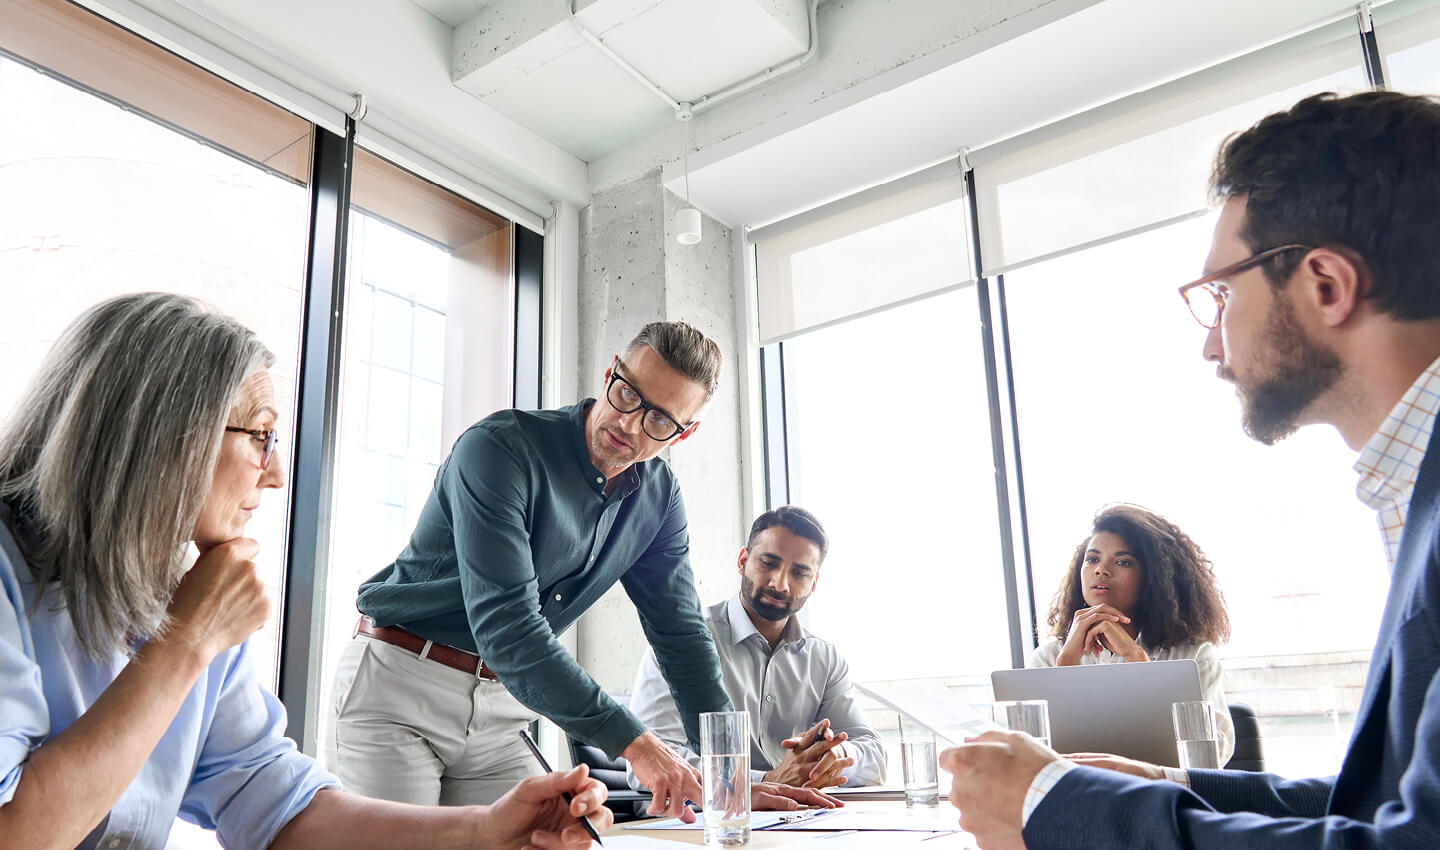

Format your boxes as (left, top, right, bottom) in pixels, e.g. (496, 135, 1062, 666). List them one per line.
(628, 594, 885, 787)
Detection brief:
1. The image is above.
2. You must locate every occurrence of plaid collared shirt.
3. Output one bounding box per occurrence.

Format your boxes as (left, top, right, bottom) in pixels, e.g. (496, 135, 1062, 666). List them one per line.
(1354, 355, 1440, 571)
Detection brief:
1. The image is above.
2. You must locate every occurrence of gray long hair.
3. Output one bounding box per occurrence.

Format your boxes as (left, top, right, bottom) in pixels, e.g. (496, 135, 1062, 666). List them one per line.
(0, 293, 273, 657)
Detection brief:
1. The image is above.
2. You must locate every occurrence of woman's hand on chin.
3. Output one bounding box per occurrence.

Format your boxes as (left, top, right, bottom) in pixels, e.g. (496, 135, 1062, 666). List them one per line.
(162, 536, 269, 663)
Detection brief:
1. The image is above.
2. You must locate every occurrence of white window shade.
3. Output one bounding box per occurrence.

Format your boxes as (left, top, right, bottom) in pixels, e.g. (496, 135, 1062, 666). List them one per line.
(750, 160, 972, 345)
(1376, 0, 1440, 89)
(970, 17, 1367, 278)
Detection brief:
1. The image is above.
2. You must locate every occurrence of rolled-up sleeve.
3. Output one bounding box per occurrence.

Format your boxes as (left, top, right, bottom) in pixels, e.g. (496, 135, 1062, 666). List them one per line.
(0, 547, 44, 807)
(178, 643, 337, 850)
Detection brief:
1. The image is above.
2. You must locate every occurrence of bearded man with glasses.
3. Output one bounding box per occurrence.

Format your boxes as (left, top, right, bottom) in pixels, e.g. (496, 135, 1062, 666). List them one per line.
(333, 321, 837, 821)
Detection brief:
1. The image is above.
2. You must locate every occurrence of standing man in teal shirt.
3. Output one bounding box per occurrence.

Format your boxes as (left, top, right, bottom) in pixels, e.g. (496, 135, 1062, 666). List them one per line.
(332, 321, 834, 819)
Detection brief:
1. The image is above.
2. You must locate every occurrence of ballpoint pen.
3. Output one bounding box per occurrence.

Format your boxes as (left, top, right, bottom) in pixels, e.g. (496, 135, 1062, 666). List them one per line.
(518, 729, 604, 846)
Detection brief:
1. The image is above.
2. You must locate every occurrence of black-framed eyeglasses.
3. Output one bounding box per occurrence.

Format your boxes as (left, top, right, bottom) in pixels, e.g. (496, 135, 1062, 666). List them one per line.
(225, 426, 279, 470)
(1177, 243, 1312, 329)
(605, 370, 690, 442)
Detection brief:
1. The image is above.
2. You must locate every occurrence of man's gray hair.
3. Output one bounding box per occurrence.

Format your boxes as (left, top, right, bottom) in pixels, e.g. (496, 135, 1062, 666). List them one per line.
(0, 293, 273, 657)
(622, 321, 723, 399)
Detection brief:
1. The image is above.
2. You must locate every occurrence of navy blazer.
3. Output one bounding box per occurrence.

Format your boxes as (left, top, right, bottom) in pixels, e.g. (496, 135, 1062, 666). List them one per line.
(1024, 421, 1440, 849)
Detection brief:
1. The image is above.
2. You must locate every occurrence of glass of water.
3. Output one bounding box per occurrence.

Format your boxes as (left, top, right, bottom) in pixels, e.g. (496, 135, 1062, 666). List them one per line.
(1172, 701, 1220, 769)
(993, 699, 1051, 746)
(700, 710, 751, 846)
(898, 714, 939, 808)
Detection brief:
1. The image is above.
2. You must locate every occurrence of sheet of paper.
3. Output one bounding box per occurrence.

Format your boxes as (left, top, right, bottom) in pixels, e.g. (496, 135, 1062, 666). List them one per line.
(824, 784, 908, 802)
(773, 803, 962, 832)
(854, 680, 996, 745)
(780, 829, 976, 848)
(623, 809, 831, 830)
(592, 835, 711, 849)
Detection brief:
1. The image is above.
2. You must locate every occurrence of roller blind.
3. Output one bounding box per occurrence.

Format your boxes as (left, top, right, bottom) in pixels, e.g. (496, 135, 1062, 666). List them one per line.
(1375, 0, 1440, 84)
(750, 159, 972, 345)
(969, 16, 1366, 278)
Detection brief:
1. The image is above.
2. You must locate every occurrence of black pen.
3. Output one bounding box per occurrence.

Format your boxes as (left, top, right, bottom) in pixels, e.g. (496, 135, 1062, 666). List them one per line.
(518, 729, 604, 846)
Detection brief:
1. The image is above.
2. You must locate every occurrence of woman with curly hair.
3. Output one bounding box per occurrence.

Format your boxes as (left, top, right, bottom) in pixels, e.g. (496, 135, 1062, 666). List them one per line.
(1028, 503, 1234, 762)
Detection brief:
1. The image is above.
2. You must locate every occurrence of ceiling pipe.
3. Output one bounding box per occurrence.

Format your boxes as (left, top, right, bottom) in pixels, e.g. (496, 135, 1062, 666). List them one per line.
(568, 8, 683, 112)
(568, 0, 821, 121)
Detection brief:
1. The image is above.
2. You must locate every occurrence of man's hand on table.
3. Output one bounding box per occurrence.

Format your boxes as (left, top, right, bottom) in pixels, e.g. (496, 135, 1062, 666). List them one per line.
(751, 781, 843, 811)
(766, 719, 855, 789)
(1064, 752, 1166, 780)
(941, 730, 1059, 850)
(624, 731, 703, 823)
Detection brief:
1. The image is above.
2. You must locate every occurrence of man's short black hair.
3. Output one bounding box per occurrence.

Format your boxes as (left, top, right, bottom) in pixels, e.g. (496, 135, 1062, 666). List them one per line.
(746, 505, 829, 563)
(1212, 90, 1440, 320)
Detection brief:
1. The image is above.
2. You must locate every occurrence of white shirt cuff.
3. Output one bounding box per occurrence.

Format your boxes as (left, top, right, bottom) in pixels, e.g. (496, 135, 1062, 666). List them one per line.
(1161, 766, 1191, 787)
(1022, 759, 1077, 825)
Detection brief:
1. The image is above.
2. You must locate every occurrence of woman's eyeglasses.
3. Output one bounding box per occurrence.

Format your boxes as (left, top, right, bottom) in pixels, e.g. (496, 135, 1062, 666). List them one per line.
(225, 426, 279, 469)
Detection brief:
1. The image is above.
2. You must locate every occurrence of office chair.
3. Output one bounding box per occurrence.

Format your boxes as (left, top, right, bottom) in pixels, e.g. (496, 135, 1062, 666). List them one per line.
(565, 695, 651, 821)
(1224, 703, 1265, 772)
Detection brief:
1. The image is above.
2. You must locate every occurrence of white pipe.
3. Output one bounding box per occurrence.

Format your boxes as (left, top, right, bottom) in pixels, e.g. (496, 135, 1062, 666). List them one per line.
(691, 0, 820, 117)
(569, 3, 683, 113)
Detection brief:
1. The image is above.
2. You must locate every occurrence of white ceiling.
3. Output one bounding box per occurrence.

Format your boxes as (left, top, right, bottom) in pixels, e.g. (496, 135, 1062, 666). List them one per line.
(408, 0, 488, 28)
(448, 0, 813, 160)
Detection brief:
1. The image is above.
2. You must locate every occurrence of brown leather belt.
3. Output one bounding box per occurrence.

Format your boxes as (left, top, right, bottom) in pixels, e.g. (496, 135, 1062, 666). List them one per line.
(356, 616, 498, 681)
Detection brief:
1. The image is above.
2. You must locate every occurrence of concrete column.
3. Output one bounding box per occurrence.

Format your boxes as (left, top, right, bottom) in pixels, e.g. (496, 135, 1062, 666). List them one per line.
(574, 170, 742, 693)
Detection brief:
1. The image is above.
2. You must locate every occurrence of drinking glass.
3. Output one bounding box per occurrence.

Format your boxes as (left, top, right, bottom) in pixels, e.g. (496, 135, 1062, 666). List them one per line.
(898, 714, 939, 808)
(992, 699, 1051, 747)
(701, 710, 751, 845)
(1172, 701, 1220, 769)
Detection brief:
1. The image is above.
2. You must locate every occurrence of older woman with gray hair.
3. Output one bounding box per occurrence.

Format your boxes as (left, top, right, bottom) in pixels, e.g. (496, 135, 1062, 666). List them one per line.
(0, 293, 610, 850)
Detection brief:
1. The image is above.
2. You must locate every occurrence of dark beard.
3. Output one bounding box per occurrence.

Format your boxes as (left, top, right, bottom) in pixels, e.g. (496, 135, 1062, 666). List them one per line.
(740, 574, 804, 622)
(1226, 295, 1342, 446)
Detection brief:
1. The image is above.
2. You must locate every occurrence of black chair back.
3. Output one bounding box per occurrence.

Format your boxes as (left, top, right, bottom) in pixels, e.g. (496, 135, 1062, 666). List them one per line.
(1224, 703, 1265, 772)
(565, 695, 651, 820)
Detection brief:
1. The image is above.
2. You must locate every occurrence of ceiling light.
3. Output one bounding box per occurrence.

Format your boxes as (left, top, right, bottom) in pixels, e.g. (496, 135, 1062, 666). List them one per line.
(675, 102, 700, 246)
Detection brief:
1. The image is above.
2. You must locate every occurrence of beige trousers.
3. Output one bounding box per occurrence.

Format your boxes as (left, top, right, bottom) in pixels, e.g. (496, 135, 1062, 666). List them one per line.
(329, 635, 542, 806)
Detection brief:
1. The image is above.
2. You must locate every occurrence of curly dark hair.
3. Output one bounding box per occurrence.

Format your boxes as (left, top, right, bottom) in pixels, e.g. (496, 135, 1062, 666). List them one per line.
(1212, 90, 1440, 320)
(1045, 504, 1230, 649)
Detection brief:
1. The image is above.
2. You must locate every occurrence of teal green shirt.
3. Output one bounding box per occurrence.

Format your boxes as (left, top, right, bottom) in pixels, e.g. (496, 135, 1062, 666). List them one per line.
(356, 400, 730, 756)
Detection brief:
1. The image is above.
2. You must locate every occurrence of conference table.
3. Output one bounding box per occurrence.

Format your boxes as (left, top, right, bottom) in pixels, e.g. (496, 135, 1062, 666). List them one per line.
(599, 792, 979, 848)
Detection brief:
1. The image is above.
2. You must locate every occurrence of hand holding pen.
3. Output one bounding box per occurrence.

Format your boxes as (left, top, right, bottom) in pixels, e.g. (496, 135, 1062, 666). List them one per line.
(518, 729, 606, 846)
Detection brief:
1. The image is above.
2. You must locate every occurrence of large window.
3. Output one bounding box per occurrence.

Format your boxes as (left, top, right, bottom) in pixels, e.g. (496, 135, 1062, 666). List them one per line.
(315, 149, 515, 770)
(757, 10, 1380, 781)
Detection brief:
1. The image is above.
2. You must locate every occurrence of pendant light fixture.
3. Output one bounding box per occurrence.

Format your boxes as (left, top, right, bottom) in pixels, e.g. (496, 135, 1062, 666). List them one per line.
(675, 102, 701, 245)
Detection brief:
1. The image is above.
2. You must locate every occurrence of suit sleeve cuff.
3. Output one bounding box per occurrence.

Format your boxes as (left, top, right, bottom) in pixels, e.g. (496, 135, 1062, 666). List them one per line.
(1022, 759, 1076, 825)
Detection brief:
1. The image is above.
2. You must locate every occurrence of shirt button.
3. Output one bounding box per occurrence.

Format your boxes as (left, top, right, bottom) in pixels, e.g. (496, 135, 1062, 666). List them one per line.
(595, 476, 603, 484)
(765, 695, 773, 703)
(109, 841, 120, 849)
(554, 593, 563, 602)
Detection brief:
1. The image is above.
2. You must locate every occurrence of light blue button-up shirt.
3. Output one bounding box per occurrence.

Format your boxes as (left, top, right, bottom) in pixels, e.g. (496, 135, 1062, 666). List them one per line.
(0, 508, 337, 849)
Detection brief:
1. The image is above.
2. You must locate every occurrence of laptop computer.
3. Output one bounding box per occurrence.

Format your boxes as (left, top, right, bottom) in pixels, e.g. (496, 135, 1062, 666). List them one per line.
(990, 659, 1203, 767)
